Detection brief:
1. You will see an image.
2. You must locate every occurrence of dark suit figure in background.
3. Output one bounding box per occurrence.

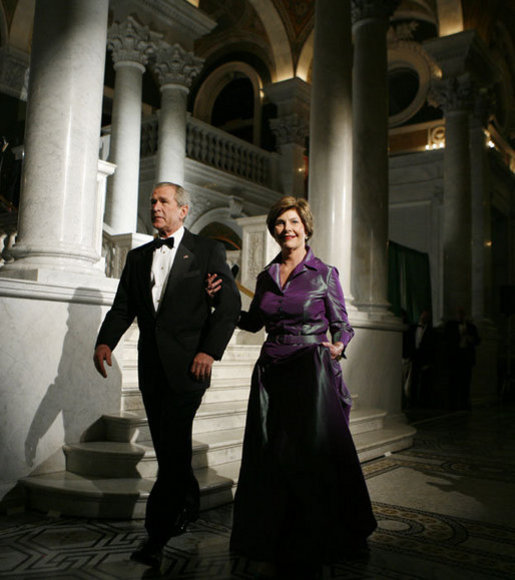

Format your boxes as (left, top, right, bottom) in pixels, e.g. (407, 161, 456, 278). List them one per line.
(405, 310, 436, 407)
(93, 182, 240, 568)
(444, 308, 480, 410)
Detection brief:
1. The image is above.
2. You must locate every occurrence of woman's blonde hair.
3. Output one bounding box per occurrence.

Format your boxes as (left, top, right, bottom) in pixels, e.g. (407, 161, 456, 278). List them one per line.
(266, 196, 314, 239)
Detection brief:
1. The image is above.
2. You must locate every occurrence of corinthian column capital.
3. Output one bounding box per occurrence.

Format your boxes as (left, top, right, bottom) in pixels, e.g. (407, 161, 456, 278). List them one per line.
(351, 0, 400, 24)
(270, 114, 309, 147)
(153, 43, 204, 89)
(429, 74, 476, 114)
(107, 16, 159, 68)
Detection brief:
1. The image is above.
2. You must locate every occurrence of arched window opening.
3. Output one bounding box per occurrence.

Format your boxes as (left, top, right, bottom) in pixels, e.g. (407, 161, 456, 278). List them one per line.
(211, 76, 255, 144)
(199, 221, 242, 252)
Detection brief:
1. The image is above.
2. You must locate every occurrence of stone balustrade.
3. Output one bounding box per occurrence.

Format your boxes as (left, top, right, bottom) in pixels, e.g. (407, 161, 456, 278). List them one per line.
(141, 114, 278, 187)
(0, 214, 17, 268)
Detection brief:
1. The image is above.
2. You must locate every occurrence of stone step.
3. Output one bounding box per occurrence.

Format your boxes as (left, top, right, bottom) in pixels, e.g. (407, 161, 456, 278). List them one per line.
(64, 427, 245, 478)
(354, 423, 416, 462)
(21, 460, 241, 519)
(349, 407, 386, 435)
(194, 401, 248, 433)
(121, 361, 256, 388)
(22, 421, 414, 519)
(105, 401, 375, 445)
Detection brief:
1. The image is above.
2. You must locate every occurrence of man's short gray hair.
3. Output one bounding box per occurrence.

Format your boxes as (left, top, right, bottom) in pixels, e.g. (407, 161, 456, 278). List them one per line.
(153, 182, 190, 207)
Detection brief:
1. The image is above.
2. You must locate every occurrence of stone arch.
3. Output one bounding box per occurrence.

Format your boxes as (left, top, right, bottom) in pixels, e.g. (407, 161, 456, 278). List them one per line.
(296, 29, 314, 83)
(9, 0, 35, 52)
(0, 2, 8, 47)
(189, 207, 243, 243)
(436, 0, 463, 37)
(194, 61, 263, 146)
(387, 41, 441, 127)
(247, 0, 293, 81)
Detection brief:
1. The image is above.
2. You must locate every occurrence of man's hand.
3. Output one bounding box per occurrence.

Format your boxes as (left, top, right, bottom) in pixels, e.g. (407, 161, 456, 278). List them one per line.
(94, 344, 112, 378)
(206, 273, 222, 299)
(191, 352, 214, 381)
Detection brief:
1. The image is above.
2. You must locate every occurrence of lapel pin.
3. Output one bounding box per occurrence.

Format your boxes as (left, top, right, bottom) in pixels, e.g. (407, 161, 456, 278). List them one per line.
(184, 254, 189, 259)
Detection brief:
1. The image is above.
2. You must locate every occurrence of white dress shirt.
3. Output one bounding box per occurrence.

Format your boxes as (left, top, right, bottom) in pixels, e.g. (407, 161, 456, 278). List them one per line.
(151, 226, 185, 311)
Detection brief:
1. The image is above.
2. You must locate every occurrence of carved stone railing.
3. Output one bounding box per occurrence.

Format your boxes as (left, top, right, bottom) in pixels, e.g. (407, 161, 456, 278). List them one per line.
(102, 230, 153, 279)
(140, 114, 279, 188)
(0, 213, 17, 268)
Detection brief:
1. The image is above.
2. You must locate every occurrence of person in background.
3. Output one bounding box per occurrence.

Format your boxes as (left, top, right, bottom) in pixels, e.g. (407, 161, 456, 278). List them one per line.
(444, 307, 480, 410)
(405, 309, 436, 407)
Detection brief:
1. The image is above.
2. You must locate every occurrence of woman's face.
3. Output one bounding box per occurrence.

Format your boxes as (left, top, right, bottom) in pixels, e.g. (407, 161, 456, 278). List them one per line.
(273, 208, 306, 251)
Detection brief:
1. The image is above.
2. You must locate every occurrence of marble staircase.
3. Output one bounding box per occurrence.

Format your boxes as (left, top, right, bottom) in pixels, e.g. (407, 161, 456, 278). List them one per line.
(21, 327, 415, 518)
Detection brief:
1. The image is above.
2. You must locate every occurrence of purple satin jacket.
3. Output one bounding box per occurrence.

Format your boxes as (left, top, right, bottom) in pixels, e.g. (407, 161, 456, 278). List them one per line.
(240, 246, 354, 354)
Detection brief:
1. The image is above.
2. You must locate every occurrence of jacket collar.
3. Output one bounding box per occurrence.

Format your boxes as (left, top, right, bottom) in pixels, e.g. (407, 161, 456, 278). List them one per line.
(265, 245, 319, 272)
(265, 245, 319, 289)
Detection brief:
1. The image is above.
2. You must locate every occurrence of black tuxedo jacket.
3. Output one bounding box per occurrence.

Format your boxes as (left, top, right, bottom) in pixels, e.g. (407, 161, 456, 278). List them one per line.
(96, 229, 241, 392)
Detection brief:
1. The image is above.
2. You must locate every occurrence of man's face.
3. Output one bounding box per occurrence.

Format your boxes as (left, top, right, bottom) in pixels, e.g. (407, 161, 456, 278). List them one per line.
(150, 185, 188, 237)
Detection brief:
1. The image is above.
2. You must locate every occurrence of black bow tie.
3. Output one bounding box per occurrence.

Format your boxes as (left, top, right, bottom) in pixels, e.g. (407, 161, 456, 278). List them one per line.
(153, 237, 174, 249)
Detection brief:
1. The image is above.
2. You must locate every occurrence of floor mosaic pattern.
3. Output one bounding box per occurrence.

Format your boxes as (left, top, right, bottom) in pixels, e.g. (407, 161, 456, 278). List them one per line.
(1, 403, 514, 579)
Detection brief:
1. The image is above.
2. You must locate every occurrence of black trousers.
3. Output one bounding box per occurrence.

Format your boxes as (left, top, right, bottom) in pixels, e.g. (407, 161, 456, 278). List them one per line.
(140, 363, 205, 546)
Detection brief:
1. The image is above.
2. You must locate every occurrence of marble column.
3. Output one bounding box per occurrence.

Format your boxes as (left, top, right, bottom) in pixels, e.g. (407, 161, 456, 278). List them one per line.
(153, 44, 203, 185)
(1, 0, 109, 279)
(469, 97, 493, 322)
(351, 0, 399, 313)
(105, 17, 157, 234)
(308, 0, 353, 293)
(433, 77, 474, 319)
(264, 78, 310, 196)
(425, 31, 497, 320)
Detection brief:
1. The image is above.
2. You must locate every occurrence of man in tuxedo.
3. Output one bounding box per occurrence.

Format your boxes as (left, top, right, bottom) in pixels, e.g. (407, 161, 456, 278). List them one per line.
(406, 309, 436, 407)
(93, 182, 240, 568)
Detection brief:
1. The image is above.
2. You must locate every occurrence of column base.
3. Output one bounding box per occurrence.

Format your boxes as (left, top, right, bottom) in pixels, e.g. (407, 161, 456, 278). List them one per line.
(0, 259, 107, 285)
(349, 302, 403, 330)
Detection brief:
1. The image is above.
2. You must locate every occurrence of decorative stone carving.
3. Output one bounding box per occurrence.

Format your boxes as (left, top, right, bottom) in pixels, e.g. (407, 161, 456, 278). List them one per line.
(269, 114, 309, 146)
(185, 192, 216, 227)
(153, 43, 204, 88)
(0, 46, 29, 99)
(247, 231, 266, 282)
(388, 20, 419, 42)
(351, 0, 400, 24)
(229, 196, 244, 219)
(107, 16, 158, 67)
(429, 74, 475, 113)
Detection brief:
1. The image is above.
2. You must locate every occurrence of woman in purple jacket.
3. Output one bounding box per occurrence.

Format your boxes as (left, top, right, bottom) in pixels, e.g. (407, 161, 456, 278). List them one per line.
(226, 196, 376, 578)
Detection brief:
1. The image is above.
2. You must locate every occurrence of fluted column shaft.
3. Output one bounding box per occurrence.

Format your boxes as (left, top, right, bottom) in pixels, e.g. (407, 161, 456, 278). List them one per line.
(6, 0, 109, 275)
(106, 18, 157, 234)
(444, 108, 471, 316)
(308, 0, 353, 292)
(351, 0, 399, 311)
(469, 110, 492, 321)
(431, 76, 474, 318)
(153, 44, 203, 185)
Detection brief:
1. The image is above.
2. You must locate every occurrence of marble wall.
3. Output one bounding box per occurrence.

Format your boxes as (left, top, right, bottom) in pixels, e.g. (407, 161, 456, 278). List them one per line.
(0, 281, 122, 501)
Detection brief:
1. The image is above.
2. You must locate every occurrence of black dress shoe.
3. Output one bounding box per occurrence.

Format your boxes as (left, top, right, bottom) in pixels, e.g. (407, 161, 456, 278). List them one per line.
(170, 507, 197, 537)
(130, 538, 163, 568)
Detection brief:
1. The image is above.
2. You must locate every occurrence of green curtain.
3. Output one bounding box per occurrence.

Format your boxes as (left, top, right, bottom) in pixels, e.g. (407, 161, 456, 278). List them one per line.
(388, 240, 432, 325)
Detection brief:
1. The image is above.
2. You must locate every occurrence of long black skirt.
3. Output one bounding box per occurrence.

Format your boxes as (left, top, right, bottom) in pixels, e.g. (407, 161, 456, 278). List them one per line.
(230, 345, 377, 564)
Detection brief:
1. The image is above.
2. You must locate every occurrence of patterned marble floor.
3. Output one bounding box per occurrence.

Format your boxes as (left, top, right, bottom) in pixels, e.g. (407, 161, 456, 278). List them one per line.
(1, 402, 514, 579)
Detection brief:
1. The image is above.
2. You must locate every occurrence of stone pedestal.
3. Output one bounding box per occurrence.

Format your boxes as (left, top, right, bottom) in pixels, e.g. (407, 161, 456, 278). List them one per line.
(1, 0, 109, 280)
(105, 17, 158, 234)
